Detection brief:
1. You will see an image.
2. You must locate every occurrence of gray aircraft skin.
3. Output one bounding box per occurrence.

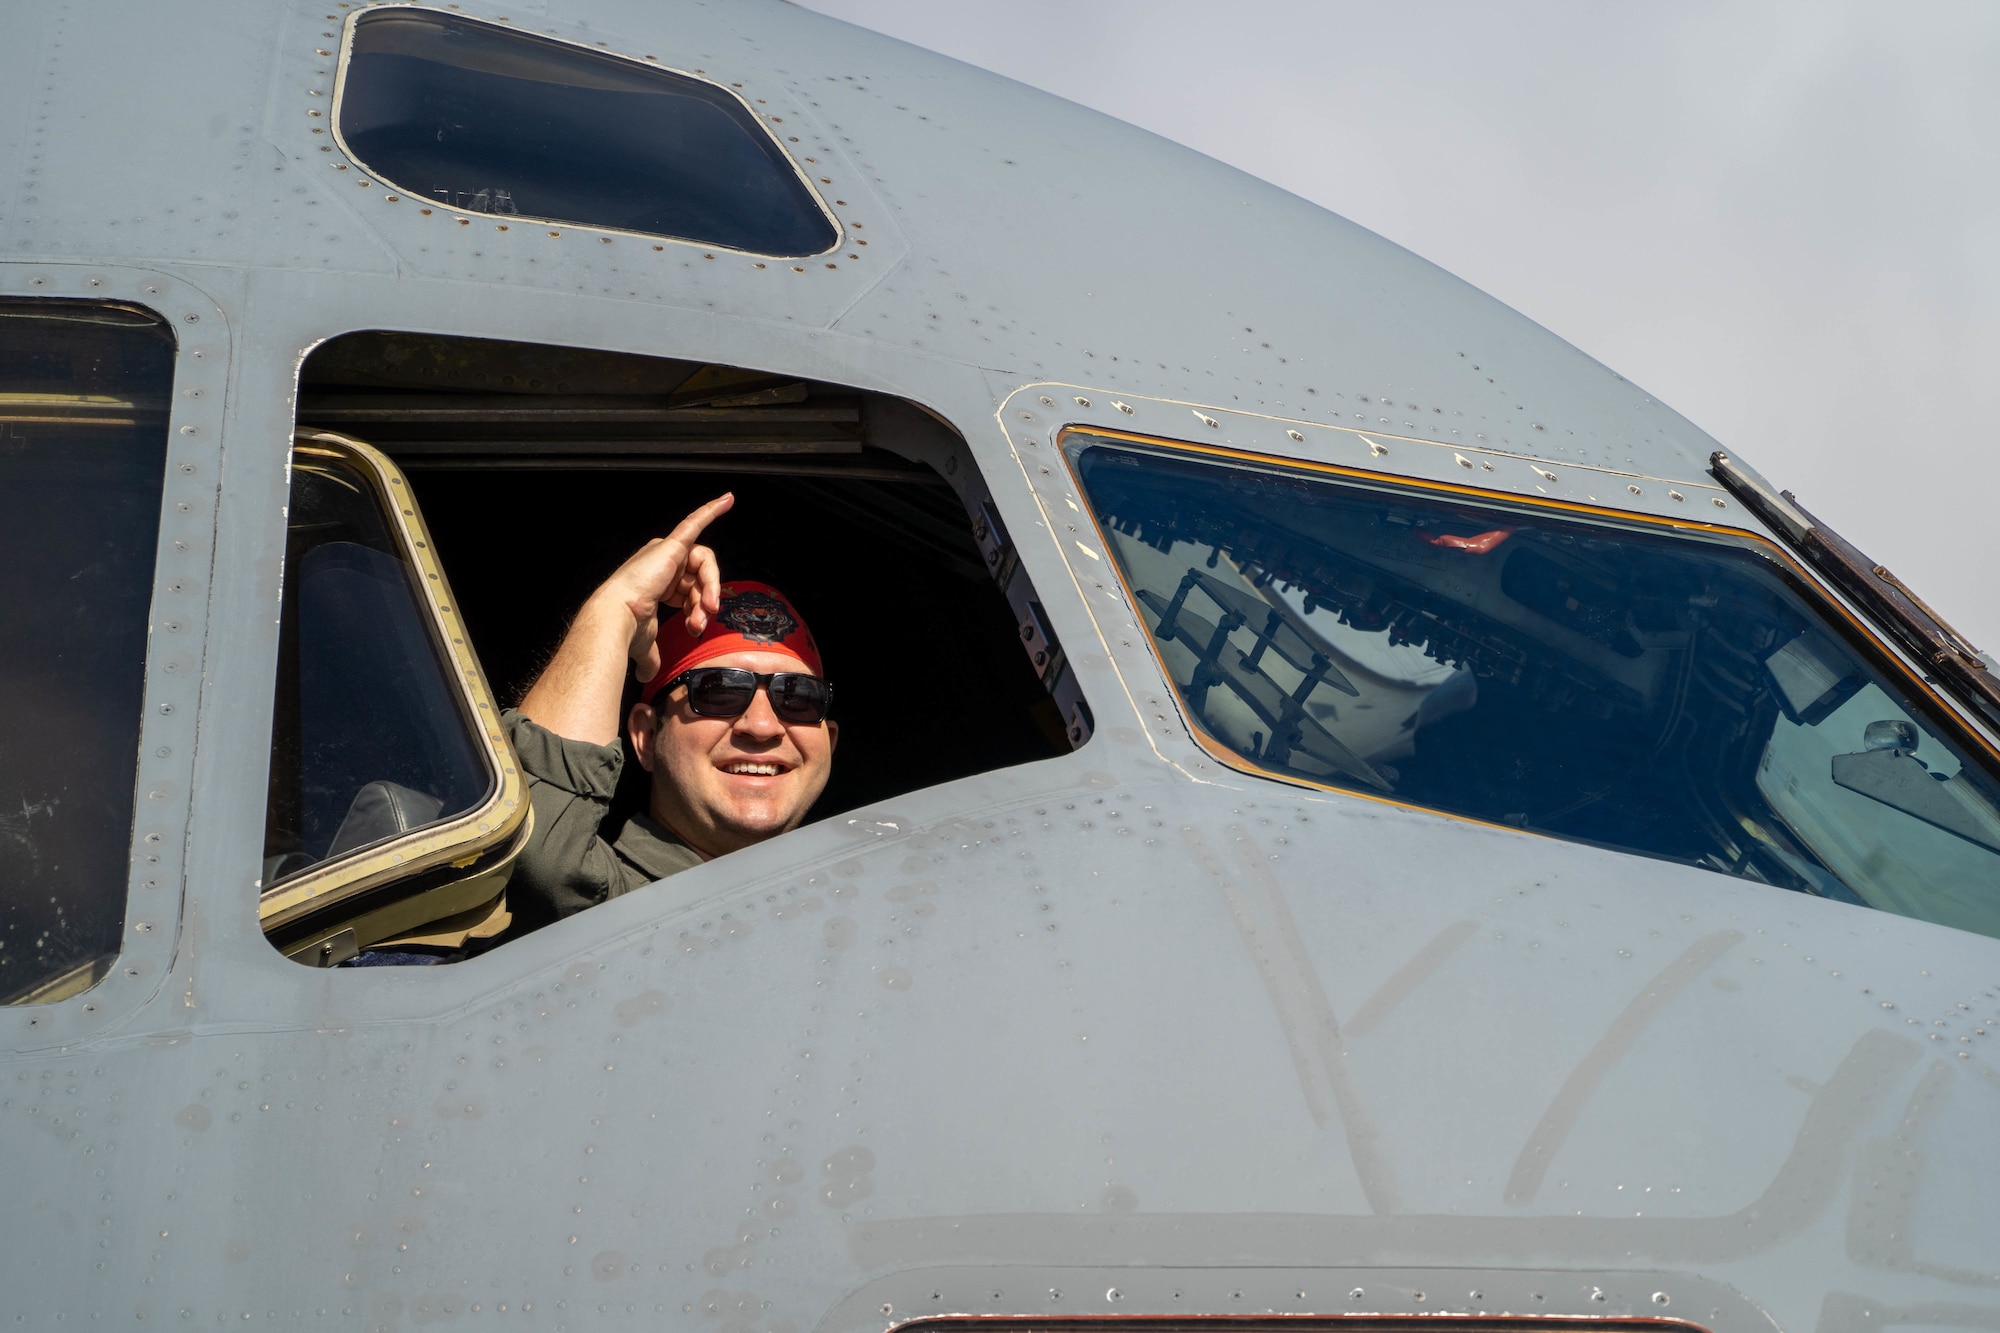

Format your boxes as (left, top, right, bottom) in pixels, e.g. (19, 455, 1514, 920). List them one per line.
(3, 2, 1997, 1330)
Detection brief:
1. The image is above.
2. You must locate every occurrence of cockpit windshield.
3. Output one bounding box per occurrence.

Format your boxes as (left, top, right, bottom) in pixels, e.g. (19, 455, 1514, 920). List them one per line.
(1074, 437, 2000, 939)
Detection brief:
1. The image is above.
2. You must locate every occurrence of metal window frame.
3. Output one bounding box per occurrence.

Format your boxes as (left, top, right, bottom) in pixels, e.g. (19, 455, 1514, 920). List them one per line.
(0, 266, 226, 1032)
(1711, 448, 2000, 733)
(819, 1263, 1764, 1333)
(256, 430, 530, 965)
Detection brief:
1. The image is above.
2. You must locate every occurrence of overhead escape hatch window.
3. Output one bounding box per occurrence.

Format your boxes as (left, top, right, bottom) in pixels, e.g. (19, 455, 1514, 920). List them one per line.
(334, 8, 838, 256)
(1073, 435, 2000, 940)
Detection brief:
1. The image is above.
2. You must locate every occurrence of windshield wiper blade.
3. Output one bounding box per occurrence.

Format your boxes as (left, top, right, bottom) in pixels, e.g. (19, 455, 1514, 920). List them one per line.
(1711, 450, 2000, 734)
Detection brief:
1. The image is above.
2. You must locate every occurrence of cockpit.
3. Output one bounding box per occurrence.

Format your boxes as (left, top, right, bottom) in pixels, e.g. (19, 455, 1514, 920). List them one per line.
(251, 331, 1084, 967)
(3, 2, 1996, 1002)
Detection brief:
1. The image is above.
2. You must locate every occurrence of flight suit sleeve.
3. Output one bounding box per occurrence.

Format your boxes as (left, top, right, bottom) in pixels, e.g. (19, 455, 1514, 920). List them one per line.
(501, 709, 635, 932)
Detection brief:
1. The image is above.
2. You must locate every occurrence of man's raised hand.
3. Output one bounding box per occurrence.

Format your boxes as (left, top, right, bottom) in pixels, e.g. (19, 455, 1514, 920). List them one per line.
(599, 493, 735, 682)
(518, 493, 735, 746)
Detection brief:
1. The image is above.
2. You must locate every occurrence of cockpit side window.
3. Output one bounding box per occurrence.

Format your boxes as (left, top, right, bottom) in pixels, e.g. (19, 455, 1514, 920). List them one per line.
(0, 299, 173, 1004)
(269, 332, 1079, 965)
(1072, 435, 2000, 940)
(333, 8, 838, 256)
(260, 435, 528, 967)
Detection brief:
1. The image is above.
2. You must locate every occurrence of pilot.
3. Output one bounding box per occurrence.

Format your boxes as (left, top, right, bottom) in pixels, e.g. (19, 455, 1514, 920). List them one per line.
(500, 494, 837, 934)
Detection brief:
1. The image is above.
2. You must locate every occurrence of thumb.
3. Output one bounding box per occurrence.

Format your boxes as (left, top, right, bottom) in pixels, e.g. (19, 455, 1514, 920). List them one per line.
(629, 607, 662, 676)
(632, 639, 662, 684)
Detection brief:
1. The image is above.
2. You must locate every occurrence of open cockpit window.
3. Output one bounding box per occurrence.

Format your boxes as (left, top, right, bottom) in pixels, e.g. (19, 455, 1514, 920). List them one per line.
(261, 435, 528, 966)
(270, 333, 1079, 965)
(334, 8, 837, 255)
(0, 299, 172, 1004)
(1072, 434, 2000, 940)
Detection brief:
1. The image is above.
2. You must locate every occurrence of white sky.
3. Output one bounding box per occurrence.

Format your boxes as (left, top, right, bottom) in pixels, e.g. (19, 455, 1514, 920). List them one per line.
(797, 0, 2000, 653)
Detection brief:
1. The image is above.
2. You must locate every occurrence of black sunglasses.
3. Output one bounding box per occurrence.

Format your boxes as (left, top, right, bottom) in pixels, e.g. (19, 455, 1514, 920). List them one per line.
(659, 667, 833, 724)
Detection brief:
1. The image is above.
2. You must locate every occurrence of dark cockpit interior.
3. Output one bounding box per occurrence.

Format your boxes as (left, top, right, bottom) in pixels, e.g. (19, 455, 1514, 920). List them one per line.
(255, 332, 1074, 964)
(294, 331, 1069, 831)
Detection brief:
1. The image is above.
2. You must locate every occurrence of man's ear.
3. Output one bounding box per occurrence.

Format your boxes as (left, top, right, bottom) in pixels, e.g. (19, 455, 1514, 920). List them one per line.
(627, 701, 659, 771)
(824, 718, 838, 755)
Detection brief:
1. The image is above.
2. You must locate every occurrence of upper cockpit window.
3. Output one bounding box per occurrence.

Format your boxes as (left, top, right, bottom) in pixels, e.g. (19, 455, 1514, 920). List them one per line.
(1073, 436, 2000, 940)
(334, 9, 837, 256)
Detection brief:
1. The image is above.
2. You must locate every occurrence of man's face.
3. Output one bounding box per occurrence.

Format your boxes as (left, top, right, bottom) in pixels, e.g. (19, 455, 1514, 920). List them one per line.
(628, 648, 837, 859)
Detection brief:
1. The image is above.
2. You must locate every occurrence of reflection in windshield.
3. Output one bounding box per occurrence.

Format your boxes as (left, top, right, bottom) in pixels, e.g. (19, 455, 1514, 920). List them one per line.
(1075, 439, 2000, 939)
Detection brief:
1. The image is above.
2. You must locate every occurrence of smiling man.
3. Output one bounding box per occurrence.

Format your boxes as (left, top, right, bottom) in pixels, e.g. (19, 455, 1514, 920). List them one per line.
(502, 494, 838, 934)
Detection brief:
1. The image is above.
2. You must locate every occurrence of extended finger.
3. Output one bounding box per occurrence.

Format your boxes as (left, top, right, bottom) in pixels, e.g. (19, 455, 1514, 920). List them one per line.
(663, 493, 734, 553)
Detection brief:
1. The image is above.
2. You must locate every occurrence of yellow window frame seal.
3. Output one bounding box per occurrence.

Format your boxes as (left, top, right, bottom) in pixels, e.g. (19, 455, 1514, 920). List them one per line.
(259, 430, 531, 965)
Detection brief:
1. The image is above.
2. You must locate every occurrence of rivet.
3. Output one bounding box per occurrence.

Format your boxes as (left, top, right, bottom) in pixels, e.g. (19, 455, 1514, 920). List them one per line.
(1627, 484, 1642, 495)
(1668, 490, 1684, 502)
(1286, 429, 1304, 442)
(1113, 401, 1134, 415)
(1535, 467, 1557, 482)
(1711, 497, 1727, 509)
(1369, 442, 1388, 457)
(1454, 454, 1473, 469)
(1194, 411, 1219, 428)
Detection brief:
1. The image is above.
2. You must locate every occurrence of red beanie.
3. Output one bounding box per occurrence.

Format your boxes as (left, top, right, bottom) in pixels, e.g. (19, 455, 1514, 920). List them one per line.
(640, 581, 822, 704)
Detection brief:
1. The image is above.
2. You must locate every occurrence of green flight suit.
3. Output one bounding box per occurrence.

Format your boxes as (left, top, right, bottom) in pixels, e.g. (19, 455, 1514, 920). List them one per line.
(502, 710, 702, 934)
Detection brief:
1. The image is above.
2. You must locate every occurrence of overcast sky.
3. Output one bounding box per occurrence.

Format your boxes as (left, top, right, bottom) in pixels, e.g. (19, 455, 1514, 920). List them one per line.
(797, 0, 2000, 653)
